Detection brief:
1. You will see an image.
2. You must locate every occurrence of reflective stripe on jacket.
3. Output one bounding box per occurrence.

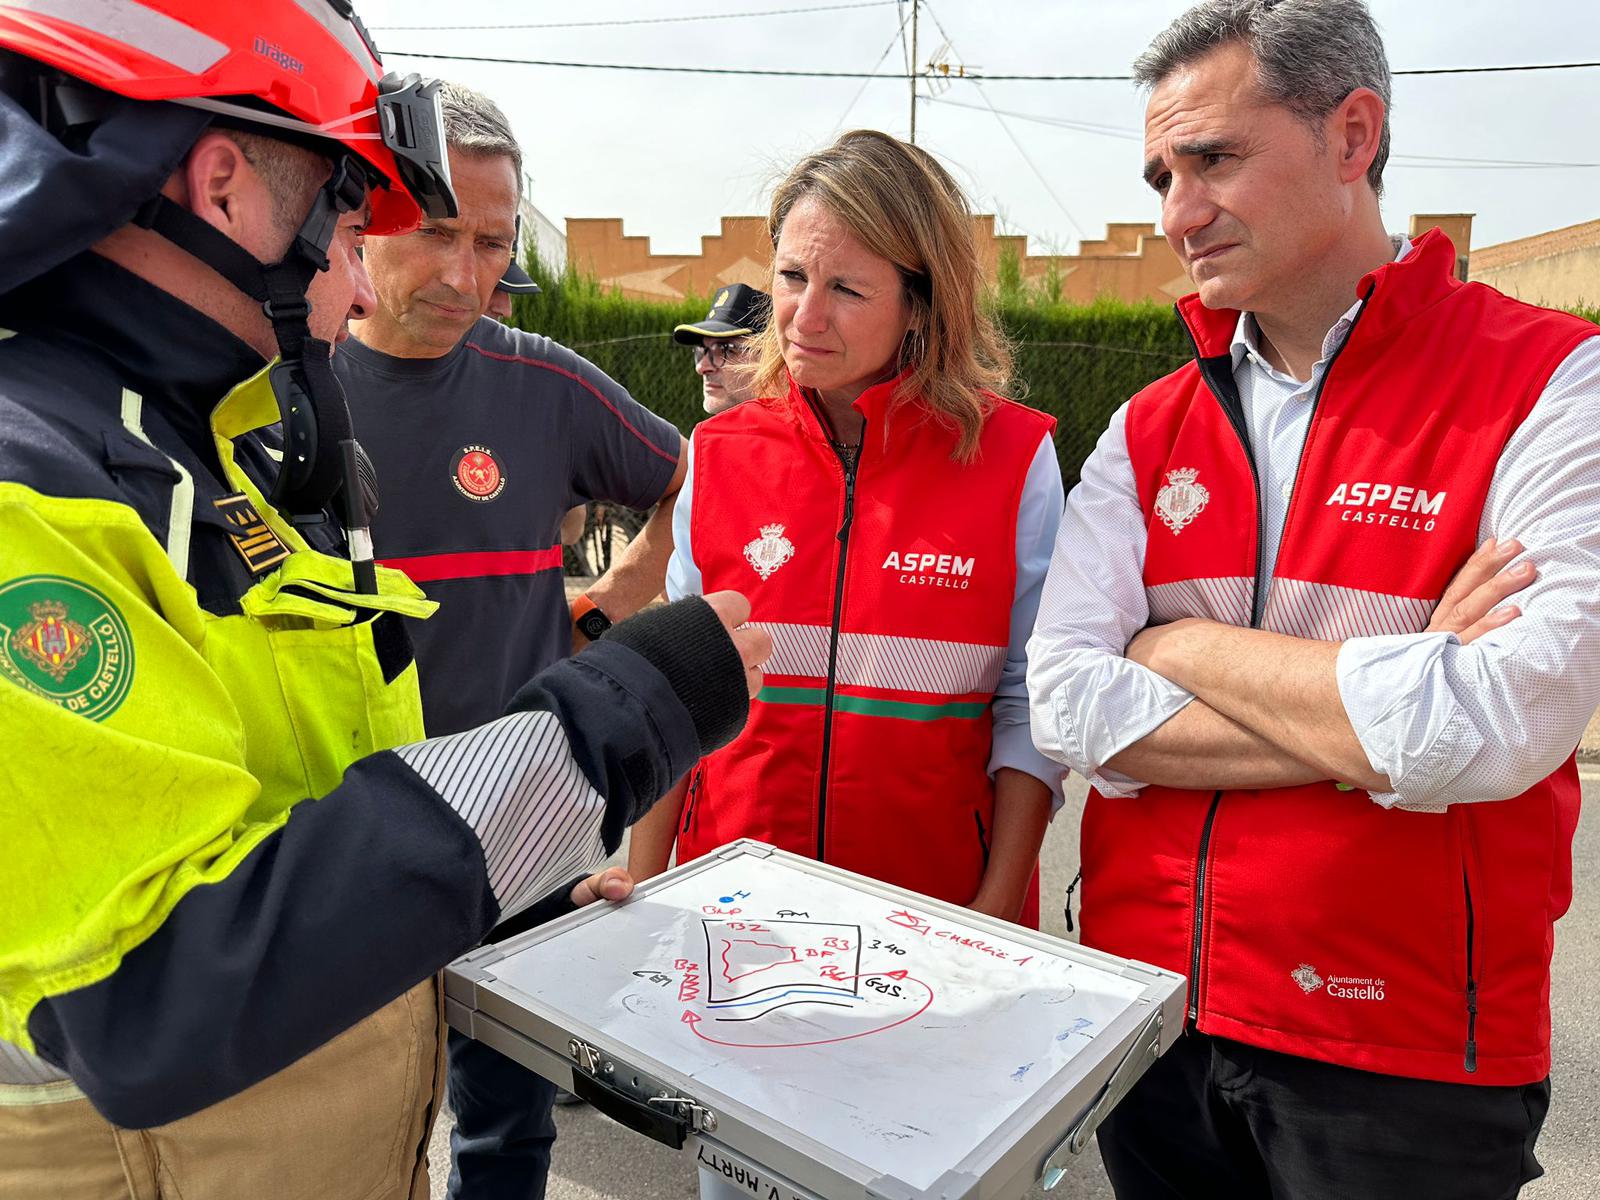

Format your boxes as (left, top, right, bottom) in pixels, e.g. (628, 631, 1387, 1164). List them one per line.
(680, 374, 1055, 916)
(1083, 230, 1592, 1085)
(0, 364, 434, 1057)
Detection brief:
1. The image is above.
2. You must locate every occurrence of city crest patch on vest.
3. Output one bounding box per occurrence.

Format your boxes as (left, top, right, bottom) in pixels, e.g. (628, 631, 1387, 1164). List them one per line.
(452, 444, 506, 502)
(743, 523, 795, 581)
(1291, 963, 1325, 994)
(1155, 467, 1210, 534)
(0, 575, 134, 721)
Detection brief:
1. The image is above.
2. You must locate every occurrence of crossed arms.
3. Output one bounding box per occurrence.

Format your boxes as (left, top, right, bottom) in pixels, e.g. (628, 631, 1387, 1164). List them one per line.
(1027, 342, 1600, 808)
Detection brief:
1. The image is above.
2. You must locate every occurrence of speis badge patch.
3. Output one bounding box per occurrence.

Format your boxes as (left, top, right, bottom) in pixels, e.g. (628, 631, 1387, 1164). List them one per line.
(452, 444, 506, 502)
(0, 575, 134, 721)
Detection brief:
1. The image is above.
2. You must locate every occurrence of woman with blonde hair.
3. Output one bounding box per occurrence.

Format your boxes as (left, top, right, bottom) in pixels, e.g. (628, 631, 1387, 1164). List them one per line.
(631, 129, 1063, 929)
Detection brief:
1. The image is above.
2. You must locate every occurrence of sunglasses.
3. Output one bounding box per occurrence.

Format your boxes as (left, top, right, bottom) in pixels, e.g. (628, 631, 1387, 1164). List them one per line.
(692, 341, 751, 370)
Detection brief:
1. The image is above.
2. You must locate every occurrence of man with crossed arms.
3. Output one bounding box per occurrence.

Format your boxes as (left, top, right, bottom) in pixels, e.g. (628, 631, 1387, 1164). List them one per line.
(1027, 2, 1600, 1197)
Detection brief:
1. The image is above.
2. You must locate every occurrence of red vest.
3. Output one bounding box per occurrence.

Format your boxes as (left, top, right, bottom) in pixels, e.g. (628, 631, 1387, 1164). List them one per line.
(1084, 231, 1592, 1085)
(682, 375, 1055, 922)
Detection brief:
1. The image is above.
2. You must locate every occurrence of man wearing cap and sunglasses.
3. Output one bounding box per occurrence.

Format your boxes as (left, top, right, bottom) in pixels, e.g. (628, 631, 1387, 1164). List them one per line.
(0, 5, 767, 1197)
(675, 282, 772, 415)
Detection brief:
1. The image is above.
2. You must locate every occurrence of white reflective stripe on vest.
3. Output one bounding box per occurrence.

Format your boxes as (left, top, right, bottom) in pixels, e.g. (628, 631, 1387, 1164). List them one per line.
(1145, 575, 1434, 640)
(1263, 578, 1434, 639)
(755, 622, 1005, 696)
(1145, 576, 1253, 627)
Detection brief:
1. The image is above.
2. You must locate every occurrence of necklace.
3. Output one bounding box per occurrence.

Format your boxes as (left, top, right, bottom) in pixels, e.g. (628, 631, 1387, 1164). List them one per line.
(829, 439, 860, 465)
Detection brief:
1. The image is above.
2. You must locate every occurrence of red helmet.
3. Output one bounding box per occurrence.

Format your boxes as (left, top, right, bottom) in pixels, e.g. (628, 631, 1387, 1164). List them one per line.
(0, 0, 453, 234)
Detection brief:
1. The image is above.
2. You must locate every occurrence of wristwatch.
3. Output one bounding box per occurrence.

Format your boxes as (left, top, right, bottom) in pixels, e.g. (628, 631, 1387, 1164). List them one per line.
(572, 594, 613, 641)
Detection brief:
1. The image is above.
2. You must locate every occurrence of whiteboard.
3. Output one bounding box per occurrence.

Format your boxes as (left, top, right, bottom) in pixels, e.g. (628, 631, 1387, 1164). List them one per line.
(482, 848, 1151, 1192)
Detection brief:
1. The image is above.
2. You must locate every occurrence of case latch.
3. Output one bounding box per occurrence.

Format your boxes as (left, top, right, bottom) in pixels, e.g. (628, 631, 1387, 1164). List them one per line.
(565, 1040, 718, 1149)
(647, 1093, 719, 1134)
(567, 1038, 603, 1075)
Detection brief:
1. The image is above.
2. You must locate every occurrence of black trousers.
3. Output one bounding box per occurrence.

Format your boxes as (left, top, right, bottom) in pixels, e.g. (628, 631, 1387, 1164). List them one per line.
(1098, 1032, 1550, 1200)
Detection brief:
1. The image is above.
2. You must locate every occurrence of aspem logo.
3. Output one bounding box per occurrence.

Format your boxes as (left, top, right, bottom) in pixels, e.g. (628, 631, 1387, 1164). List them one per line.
(1324, 481, 1446, 532)
(882, 550, 975, 590)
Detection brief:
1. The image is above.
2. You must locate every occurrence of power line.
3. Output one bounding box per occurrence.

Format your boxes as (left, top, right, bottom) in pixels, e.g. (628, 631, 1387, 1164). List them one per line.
(381, 49, 1600, 80)
(370, 1, 897, 33)
(970, 82, 1086, 237)
(912, 2, 1083, 236)
(925, 95, 1141, 139)
(834, 3, 915, 131)
(381, 50, 940, 77)
(1395, 60, 1600, 76)
(923, 95, 1600, 168)
(1395, 160, 1600, 169)
(1394, 151, 1600, 168)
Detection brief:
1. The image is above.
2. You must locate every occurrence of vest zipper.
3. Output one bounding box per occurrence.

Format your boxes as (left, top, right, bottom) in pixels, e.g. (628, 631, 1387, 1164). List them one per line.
(1063, 869, 1082, 933)
(1463, 867, 1479, 1073)
(680, 766, 702, 834)
(815, 432, 861, 862)
(1174, 293, 1373, 1029)
(1188, 792, 1223, 1024)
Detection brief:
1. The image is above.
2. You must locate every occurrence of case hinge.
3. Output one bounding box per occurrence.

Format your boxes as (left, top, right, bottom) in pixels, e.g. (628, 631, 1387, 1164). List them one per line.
(1040, 1006, 1162, 1188)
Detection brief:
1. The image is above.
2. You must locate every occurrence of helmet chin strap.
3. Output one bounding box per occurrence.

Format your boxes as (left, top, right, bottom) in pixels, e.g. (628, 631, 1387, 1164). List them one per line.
(133, 155, 382, 591)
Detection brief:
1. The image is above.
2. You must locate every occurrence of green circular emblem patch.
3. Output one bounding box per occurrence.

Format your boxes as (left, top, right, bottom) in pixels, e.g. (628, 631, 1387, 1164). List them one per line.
(0, 575, 134, 721)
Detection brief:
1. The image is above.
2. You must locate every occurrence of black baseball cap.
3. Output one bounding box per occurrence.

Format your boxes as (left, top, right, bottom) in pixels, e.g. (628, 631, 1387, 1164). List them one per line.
(673, 282, 770, 344)
(497, 213, 540, 295)
(497, 256, 540, 296)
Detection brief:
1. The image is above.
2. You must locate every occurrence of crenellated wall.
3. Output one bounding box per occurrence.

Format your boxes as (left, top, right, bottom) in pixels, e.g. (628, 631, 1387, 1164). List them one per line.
(566, 214, 1194, 305)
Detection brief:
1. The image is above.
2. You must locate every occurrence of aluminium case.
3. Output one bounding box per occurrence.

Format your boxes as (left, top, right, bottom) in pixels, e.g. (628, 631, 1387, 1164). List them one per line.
(444, 841, 1185, 1200)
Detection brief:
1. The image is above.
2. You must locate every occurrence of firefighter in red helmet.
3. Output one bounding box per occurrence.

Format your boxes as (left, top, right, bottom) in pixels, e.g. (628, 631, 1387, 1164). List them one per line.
(0, 4, 768, 1195)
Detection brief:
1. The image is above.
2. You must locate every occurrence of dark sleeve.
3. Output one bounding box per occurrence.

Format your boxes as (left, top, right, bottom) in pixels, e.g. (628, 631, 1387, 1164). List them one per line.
(28, 600, 747, 1129)
(547, 340, 681, 510)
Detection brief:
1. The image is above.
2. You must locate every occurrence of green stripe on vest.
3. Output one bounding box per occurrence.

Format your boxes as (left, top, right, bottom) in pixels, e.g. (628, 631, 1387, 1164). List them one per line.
(758, 685, 987, 721)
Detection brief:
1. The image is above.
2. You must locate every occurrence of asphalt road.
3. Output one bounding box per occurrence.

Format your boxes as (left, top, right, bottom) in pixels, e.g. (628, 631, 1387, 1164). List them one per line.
(431, 771, 1600, 1199)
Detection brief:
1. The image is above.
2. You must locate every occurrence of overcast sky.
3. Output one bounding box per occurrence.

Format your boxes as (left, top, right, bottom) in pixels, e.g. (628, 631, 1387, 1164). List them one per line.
(362, 0, 1600, 257)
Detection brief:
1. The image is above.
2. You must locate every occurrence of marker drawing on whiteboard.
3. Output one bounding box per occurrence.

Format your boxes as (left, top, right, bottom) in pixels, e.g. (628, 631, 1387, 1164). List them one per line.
(677, 916, 935, 1047)
(470, 848, 1160, 1197)
(682, 970, 933, 1050)
(885, 909, 933, 936)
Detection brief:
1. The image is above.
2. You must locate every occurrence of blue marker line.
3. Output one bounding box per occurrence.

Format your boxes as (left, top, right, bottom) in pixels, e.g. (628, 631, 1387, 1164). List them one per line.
(706, 988, 857, 1009)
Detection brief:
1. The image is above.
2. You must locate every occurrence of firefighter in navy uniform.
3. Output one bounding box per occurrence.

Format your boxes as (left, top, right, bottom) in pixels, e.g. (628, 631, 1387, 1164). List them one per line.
(0, 4, 767, 1196)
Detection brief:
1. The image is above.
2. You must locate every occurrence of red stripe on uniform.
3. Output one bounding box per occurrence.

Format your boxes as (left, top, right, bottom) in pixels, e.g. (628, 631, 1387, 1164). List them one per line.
(465, 341, 681, 465)
(379, 546, 564, 583)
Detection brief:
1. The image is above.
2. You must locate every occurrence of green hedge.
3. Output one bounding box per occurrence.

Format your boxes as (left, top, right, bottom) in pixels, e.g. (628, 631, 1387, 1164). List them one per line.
(509, 253, 1597, 491)
(509, 257, 1190, 488)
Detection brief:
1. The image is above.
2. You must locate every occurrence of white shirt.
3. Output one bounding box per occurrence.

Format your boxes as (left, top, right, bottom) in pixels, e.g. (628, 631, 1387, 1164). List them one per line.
(670, 427, 1068, 804)
(1027, 243, 1600, 811)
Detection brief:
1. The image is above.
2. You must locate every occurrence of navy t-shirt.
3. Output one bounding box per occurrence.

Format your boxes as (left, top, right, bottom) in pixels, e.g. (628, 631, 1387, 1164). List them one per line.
(337, 318, 680, 735)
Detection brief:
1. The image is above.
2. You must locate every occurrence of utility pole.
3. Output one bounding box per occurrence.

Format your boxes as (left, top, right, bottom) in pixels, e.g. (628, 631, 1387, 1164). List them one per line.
(909, 0, 919, 143)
